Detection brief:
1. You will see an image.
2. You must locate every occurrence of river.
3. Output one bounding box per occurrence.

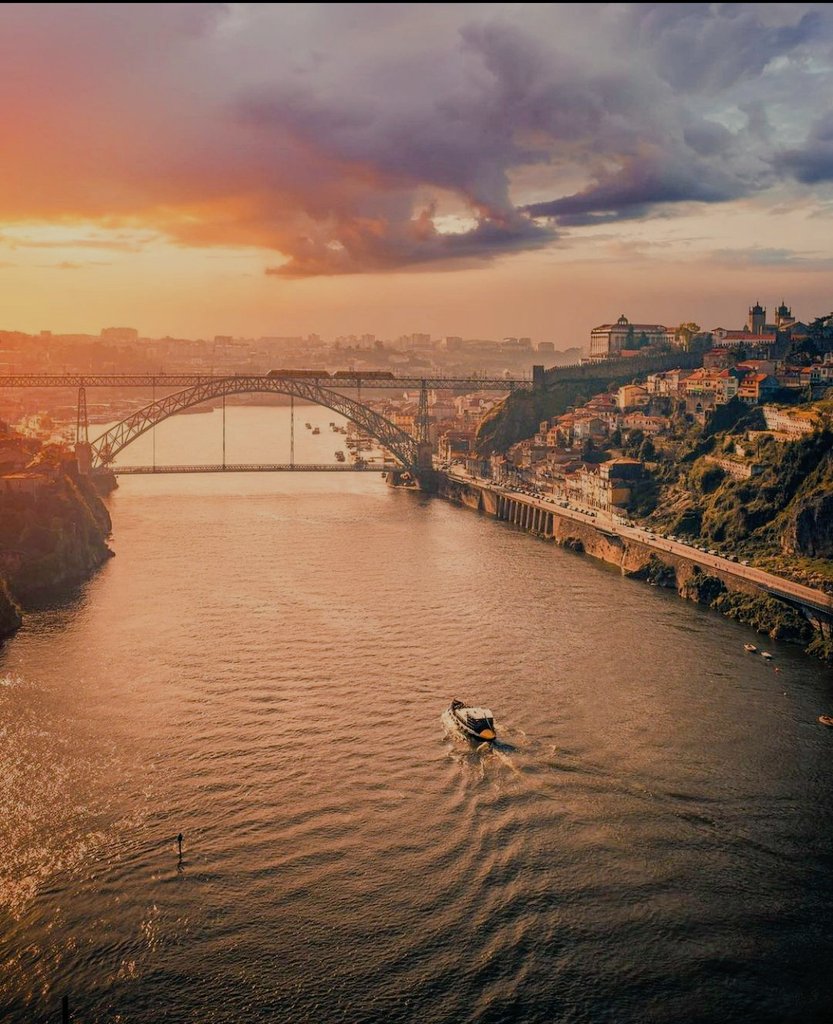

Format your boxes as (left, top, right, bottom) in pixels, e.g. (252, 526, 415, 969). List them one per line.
(2, 406, 832, 1023)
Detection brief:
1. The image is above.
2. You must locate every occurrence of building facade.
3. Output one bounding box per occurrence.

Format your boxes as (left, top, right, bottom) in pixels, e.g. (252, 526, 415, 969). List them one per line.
(590, 315, 674, 360)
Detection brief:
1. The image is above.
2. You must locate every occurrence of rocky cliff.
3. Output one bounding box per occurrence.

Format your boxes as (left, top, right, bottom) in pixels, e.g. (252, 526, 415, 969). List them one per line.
(0, 442, 113, 640)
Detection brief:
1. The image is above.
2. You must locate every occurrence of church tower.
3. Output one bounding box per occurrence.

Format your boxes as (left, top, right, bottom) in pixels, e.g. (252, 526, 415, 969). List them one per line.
(747, 301, 766, 335)
(775, 300, 793, 328)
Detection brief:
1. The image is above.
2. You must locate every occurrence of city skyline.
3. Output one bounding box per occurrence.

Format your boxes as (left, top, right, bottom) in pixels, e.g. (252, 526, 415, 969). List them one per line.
(2, 4, 833, 341)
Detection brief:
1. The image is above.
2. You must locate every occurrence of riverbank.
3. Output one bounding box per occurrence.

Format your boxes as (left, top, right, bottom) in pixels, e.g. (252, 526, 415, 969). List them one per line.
(435, 471, 833, 667)
(0, 444, 114, 641)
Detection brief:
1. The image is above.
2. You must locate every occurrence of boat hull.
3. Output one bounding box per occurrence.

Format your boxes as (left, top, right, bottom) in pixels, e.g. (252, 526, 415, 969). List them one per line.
(449, 706, 496, 743)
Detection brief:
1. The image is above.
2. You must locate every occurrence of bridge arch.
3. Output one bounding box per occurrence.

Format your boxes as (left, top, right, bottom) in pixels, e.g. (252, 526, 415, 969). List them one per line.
(89, 376, 421, 470)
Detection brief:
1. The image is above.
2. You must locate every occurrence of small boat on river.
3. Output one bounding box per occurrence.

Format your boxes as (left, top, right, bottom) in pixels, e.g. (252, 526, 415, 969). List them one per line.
(744, 643, 758, 653)
(819, 715, 833, 728)
(761, 651, 774, 661)
(449, 699, 496, 743)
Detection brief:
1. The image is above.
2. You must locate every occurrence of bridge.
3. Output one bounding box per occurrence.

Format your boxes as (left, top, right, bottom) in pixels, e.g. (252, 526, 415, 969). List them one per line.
(2, 370, 538, 477)
(116, 463, 388, 474)
(0, 372, 532, 390)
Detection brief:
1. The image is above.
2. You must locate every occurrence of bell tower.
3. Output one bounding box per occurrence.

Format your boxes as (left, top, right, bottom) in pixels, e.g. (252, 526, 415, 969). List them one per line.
(747, 301, 766, 335)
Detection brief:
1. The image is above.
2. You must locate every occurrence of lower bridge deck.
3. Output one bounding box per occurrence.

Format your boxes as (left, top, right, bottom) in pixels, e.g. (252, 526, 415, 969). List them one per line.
(112, 463, 389, 474)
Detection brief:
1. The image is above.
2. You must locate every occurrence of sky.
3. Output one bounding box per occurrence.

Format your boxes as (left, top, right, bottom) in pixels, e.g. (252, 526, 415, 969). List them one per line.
(2, 2, 833, 346)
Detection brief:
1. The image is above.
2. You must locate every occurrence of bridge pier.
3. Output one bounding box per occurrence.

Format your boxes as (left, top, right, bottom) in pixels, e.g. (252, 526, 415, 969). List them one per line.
(75, 442, 93, 476)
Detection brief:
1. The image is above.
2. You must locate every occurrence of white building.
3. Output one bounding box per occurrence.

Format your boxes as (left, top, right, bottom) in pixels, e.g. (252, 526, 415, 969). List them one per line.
(590, 315, 674, 360)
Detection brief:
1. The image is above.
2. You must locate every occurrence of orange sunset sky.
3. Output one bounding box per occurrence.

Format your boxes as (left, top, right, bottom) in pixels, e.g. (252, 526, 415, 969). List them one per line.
(2, 3, 833, 344)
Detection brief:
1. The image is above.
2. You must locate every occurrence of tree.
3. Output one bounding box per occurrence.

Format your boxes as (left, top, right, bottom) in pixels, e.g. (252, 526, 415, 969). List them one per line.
(625, 428, 645, 454)
(801, 313, 833, 358)
(637, 331, 649, 349)
(626, 324, 635, 349)
(580, 437, 596, 460)
(638, 437, 656, 461)
(609, 428, 622, 448)
(676, 322, 701, 351)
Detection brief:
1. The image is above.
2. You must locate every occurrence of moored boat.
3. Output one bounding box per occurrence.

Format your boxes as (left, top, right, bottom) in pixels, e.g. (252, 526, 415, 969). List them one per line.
(760, 651, 774, 660)
(744, 643, 758, 653)
(819, 715, 833, 728)
(449, 699, 496, 743)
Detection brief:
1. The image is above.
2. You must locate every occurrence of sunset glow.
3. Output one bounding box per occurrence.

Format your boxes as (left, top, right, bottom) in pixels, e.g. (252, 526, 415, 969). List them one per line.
(2, 3, 833, 340)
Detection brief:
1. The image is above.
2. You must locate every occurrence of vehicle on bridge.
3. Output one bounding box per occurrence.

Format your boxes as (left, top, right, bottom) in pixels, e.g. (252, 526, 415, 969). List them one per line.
(267, 369, 331, 378)
(331, 370, 396, 381)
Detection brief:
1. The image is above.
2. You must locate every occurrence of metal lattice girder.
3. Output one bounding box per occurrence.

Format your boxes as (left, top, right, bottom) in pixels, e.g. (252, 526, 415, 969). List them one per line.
(0, 373, 530, 391)
(89, 377, 421, 470)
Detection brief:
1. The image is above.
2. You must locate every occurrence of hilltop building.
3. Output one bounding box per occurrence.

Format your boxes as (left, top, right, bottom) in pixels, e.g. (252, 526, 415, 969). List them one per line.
(711, 301, 809, 354)
(590, 315, 674, 360)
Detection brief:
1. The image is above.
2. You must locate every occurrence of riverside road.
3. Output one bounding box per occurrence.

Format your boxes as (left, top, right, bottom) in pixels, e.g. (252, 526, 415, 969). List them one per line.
(448, 469, 833, 617)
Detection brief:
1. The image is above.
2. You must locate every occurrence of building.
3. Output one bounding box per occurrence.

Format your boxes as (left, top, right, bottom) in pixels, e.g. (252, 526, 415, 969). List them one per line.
(616, 384, 650, 410)
(566, 458, 644, 511)
(590, 315, 674, 360)
(710, 329, 777, 350)
(762, 406, 819, 436)
(737, 373, 779, 404)
(621, 411, 670, 434)
(100, 327, 139, 343)
(437, 429, 477, 463)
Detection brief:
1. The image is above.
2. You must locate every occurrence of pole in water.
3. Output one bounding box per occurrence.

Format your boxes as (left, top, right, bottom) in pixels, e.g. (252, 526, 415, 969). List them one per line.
(62, 994, 69, 1024)
(222, 394, 226, 470)
(290, 393, 295, 467)
(177, 832, 183, 858)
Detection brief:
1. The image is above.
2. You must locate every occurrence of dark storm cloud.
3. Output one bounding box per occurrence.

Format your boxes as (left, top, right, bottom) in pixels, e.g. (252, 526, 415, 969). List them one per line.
(0, 3, 831, 275)
(523, 146, 759, 225)
(625, 3, 824, 92)
(775, 112, 833, 183)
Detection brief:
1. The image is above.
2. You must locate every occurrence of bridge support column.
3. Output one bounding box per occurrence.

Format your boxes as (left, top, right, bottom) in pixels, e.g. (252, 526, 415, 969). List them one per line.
(417, 441, 434, 470)
(416, 381, 430, 445)
(75, 442, 92, 476)
(76, 385, 89, 445)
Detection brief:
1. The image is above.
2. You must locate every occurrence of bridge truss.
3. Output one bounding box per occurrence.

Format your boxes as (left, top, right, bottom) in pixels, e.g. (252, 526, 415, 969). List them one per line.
(89, 376, 422, 471)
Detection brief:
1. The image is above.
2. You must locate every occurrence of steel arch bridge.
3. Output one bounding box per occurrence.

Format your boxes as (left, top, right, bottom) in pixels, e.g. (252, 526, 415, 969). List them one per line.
(89, 376, 422, 471)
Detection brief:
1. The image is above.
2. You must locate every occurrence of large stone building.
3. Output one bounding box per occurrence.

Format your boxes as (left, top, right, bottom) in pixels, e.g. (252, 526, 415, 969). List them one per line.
(590, 315, 674, 360)
(710, 300, 808, 352)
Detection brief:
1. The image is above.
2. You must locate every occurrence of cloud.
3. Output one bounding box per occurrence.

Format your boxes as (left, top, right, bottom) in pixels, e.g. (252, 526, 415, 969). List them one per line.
(40, 261, 112, 270)
(0, 233, 152, 252)
(709, 246, 833, 270)
(624, 4, 825, 93)
(524, 145, 760, 225)
(0, 4, 830, 275)
(775, 112, 833, 184)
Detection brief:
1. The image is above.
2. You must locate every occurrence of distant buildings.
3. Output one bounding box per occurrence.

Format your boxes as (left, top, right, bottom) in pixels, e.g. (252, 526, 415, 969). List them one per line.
(100, 326, 139, 343)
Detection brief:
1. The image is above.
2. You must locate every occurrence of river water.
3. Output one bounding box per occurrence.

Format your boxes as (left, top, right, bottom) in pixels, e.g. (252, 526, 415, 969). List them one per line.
(2, 406, 832, 1024)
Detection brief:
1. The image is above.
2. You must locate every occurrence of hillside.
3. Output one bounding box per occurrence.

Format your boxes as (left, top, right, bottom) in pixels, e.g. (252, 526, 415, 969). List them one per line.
(0, 440, 113, 640)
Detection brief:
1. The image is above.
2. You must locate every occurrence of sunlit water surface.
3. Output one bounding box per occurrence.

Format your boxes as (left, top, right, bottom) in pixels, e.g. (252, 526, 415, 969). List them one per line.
(2, 407, 832, 1023)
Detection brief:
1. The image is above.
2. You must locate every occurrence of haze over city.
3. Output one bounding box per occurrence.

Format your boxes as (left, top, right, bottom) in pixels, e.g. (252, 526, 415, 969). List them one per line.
(3, 3, 833, 341)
